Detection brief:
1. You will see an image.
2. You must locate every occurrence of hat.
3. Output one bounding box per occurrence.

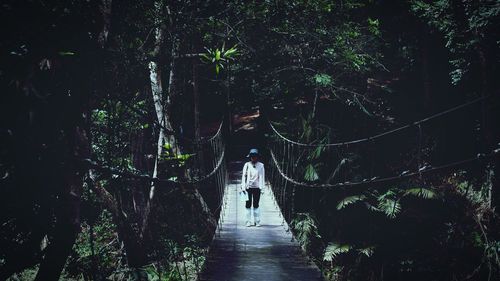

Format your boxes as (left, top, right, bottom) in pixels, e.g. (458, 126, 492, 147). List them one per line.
(246, 148, 259, 157)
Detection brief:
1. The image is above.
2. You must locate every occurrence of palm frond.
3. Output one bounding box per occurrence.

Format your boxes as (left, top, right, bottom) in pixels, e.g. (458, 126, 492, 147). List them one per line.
(336, 195, 367, 210)
(404, 187, 437, 199)
(290, 213, 321, 252)
(357, 246, 376, 258)
(304, 164, 319, 181)
(323, 243, 352, 261)
(377, 198, 401, 219)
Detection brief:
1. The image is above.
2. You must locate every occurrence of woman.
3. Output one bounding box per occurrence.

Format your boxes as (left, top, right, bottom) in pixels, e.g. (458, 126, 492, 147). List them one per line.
(240, 148, 265, 227)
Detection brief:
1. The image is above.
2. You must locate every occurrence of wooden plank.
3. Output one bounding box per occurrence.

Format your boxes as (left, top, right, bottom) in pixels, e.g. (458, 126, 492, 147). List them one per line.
(200, 161, 323, 281)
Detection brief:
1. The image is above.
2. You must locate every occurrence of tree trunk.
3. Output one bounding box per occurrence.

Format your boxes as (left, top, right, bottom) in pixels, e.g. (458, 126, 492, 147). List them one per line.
(131, 129, 146, 217)
(35, 126, 88, 281)
(141, 0, 181, 237)
(193, 61, 205, 176)
(89, 172, 148, 268)
(166, 37, 181, 155)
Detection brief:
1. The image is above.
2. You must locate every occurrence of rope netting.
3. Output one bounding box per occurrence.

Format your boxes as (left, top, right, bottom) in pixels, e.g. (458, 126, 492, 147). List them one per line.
(265, 95, 499, 226)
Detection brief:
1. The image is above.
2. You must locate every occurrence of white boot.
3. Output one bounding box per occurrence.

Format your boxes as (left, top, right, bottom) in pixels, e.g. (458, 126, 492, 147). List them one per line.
(245, 208, 252, 227)
(253, 208, 261, 227)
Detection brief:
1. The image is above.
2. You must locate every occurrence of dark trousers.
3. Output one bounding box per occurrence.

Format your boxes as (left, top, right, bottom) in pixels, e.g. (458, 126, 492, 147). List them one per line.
(245, 188, 261, 208)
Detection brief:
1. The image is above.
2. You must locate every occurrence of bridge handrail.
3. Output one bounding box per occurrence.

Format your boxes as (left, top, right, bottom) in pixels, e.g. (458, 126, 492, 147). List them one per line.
(83, 119, 226, 185)
(269, 147, 499, 188)
(268, 95, 490, 147)
(83, 148, 225, 185)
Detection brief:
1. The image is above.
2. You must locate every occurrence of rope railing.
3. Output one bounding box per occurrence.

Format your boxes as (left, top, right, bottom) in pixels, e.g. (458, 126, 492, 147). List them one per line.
(84, 119, 226, 185)
(269, 147, 500, 188)
(85, 117, 229, 238)
(268, 95, 491, 147)
(265, 95, 497, 229)
(83, 149, 225, 185)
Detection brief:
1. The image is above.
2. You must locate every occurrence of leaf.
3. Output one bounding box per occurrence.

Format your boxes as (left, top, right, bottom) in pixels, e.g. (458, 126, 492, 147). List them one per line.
(377, 198, 401, 219)
(163, 142, 172, 150)
(358, 246, 375, 258)
(58, 51, 75, 56)
(404, 187, 437, 199)
(290, 213, 321, 252)
(200, 53, 212, 63)
(313, 73, 333, 87)
(327, 158, 349, 182)
(308, 145, 325, 160)
(224, 46, 238, 58)
(323, 243, 351, 261)
(304, 164, 319, 181)
(177, 153, 195, 161)
(337, 195, 367, 210)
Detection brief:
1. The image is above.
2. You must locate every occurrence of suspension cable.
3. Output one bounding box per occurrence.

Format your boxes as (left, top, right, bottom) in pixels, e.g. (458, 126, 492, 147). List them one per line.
(83, 149, 225, 185)
(84, 120, 226, 185)
(268, 95, 491, 147)
(268, 148, 500, 188)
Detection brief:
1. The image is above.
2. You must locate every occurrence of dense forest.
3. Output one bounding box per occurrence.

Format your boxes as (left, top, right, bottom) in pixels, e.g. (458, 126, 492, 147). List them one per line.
(1, 0, 499, 280)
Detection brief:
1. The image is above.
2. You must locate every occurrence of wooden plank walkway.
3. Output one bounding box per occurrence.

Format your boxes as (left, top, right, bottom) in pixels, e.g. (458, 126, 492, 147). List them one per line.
(200, 161, 323, 281)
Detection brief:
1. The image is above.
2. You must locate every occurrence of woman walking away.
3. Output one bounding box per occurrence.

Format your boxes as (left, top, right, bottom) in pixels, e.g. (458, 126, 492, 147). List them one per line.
(240, 148, 265, 227)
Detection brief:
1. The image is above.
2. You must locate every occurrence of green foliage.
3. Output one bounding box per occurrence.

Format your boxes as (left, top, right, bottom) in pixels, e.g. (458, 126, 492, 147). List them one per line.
(290, 213, 322, 254)
(201, 44, 239, 75)
(336, 195, 367, 210)
(308, 145, 326, 161)
(336, 186, 440, 219)
(377, 197, 401, 219)
(376, 190, 401, 219)
(323, 243, 352, 262)
(410, 0, 500, 84)
(304, 164, 320, 181)
(67, 210, 119, 279)
(357, 246, 375, 258)
(6, 267, 39, 281)
(58, 51, 76, 56)
(313, 73, 333, 87)
(367, 18, 380, 36)
(403, 187, 437, 199)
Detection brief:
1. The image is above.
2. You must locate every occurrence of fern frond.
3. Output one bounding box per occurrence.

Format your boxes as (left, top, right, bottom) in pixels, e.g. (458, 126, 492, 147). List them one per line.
(377, 198, 401, 219)
(308, 144, 326, 160)
(404, 187, 437, 199)
(290, 213, 321, 252)
(323, 243, 352, 261)
(327, 158, 348, 182)
(336, 195, 367, 210)
(357, 246, 376, 258)
(304, 164, 319, 181)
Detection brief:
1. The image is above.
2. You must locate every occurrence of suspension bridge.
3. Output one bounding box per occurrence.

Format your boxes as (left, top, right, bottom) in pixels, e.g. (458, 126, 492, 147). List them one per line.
(86, 96, 498, 280)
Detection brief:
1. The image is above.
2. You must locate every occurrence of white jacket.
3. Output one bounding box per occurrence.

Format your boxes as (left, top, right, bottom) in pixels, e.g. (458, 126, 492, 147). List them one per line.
(241, 161, 265, 189)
